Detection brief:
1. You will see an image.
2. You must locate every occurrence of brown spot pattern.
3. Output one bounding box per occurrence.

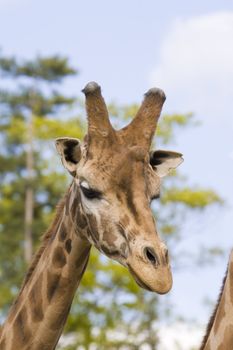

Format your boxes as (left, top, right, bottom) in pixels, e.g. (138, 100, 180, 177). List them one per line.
(47, 275, 71, 304)
(86, 214, 99, 242)
(102, 230, 118, 246)
(65, 239, 72, 254)
(29, 275, 44, 322)
(75, 247, 90, 270)
(71, 197, 79, 220)
(75, 205, 87, 229)
(13, 306, 31, 344)
(120, 242, 128, 258)
(121, 178, 138, 219)
(65, 191, 71, 216)
(47, 272, 60, 302)
(52, 247, 67, 268)
(58, 223, 67, 242)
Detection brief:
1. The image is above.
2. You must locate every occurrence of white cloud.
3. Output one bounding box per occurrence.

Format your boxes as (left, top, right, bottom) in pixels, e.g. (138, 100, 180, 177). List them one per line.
(150, 12, 233, 128)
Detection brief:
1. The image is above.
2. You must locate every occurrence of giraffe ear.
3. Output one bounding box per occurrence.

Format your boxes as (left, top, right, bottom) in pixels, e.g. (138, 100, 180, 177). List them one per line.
(55, 137, 81, 176)
(150, 150, 183, 177)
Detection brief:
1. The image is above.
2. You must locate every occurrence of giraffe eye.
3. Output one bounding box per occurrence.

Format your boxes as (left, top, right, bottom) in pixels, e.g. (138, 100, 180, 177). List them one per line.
(80, 185, 102, 200)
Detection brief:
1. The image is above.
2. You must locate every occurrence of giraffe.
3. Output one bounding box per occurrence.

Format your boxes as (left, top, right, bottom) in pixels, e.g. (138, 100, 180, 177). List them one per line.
(0, 82, 183, 350)
(200, 249, 233, 350)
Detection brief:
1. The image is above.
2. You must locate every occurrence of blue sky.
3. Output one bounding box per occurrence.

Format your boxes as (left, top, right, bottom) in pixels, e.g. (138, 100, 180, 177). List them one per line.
(0, 0, 232, 101)
(1, 0, 233, 348)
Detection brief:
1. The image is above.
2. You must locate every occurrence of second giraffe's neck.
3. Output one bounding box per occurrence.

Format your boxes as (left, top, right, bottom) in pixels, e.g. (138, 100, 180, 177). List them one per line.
(200, 250, 233, 350)
(0, 182, 91, 350)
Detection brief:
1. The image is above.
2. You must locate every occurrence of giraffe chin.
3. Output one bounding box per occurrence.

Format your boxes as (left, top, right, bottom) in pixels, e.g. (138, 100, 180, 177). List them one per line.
(132, 274, 153, 292)
(127, 264, 173, 295)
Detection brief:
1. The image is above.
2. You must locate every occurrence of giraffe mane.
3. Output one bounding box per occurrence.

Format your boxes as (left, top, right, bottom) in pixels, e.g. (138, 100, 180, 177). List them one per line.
(20, 190, 68, 291)
(199, 265, 228, 350)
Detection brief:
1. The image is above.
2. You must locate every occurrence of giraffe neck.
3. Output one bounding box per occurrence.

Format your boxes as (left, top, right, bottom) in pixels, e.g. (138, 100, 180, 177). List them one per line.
(0, 183, 91, 350)
(200, 250, 233, 350)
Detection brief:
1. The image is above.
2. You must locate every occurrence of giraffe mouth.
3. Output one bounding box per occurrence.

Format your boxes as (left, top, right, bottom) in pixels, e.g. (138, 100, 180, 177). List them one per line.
(128, 265, 153, 292)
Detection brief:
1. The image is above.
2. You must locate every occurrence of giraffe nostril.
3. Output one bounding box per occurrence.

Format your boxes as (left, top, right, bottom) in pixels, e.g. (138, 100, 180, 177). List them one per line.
(165, 248, 169, 264)
(144, 247, 159, 267)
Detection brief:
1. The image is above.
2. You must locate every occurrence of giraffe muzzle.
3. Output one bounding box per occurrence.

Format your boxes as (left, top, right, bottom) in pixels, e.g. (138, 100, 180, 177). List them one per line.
(126, 241, 173, 294)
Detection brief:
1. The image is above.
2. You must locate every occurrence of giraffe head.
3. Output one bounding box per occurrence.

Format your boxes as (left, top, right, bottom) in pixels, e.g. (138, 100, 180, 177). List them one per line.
(56, 82, 183, 294)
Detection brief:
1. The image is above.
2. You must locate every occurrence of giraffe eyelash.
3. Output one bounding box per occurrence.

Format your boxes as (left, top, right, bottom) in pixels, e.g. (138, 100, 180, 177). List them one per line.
(151, 193, 160, 201)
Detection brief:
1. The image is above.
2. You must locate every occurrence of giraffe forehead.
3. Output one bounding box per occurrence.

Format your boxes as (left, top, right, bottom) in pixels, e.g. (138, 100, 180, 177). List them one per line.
(78, 155, 148, 192)
(85, 142, 147, 166)
(80, 142, 151, 178)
